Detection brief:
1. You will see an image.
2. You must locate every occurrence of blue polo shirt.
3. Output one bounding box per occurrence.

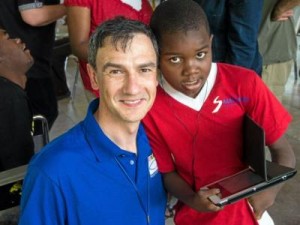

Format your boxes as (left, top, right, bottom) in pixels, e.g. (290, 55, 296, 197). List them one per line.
(19, 99, 166, 225)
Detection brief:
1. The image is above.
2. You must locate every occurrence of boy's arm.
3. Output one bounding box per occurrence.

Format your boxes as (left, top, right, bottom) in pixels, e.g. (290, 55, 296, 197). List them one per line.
(163, 171, 222, 212)
(248, 135, 296, 219)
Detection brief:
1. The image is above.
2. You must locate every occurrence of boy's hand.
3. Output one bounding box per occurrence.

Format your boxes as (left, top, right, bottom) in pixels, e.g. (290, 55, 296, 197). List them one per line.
(191, 188, 223, 212)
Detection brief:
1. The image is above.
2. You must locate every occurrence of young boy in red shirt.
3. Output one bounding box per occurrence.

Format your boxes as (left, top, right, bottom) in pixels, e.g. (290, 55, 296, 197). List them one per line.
(143, 0, 296, 224)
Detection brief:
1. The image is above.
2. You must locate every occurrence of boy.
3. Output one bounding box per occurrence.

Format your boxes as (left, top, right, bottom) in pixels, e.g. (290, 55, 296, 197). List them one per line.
(142, 0, 296, 224)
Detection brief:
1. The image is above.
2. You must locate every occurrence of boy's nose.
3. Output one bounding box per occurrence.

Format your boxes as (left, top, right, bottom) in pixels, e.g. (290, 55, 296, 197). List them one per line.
(183, 59, 199, 76)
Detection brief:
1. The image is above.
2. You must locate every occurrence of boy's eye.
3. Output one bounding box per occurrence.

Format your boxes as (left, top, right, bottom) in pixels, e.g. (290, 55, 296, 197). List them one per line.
(169, 57, 181, 64)
(196, 52, 206, 59)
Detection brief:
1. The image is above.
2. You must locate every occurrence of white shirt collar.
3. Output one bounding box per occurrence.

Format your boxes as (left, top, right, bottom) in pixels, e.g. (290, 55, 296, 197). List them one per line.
(120, 0, 142, 11)
(160, 63, 217, 111)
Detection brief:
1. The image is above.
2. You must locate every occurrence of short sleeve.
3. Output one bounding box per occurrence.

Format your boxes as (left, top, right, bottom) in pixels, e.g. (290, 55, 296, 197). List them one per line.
(64, 0, 92, 8)
(18, 0, 44, 11)
(19, 166, 66, 225)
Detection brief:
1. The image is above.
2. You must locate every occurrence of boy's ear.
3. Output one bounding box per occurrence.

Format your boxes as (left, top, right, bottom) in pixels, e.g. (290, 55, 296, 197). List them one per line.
(86, 63, 100, 91)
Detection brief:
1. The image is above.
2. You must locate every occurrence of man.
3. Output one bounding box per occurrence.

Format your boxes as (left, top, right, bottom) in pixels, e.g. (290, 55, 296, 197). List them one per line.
(259, 0, 300, 102)
(0, 0, 66, 129)
(18, 17, 166, 225)
(0, 29, 34, 171)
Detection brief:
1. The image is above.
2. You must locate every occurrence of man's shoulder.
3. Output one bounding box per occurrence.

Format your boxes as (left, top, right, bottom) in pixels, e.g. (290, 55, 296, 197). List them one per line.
(29, 123, 87, 171)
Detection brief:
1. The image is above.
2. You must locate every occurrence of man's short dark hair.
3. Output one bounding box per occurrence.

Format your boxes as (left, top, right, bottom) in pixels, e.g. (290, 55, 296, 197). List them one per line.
(88, 16, 158, 69)
(150, 0, 210, 46)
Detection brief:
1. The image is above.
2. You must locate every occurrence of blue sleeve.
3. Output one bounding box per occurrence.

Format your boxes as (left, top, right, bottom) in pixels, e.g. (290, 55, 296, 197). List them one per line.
(226, 0, 263, 73)
(19, 166, 66, 225)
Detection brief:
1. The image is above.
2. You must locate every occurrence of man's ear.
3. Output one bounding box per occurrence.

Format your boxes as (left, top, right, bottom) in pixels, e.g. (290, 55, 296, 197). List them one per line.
(86, 63, 100, 91)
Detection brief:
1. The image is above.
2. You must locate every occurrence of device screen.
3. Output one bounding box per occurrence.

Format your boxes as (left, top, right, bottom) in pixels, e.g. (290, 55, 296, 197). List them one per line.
(207, 169, 264, 198)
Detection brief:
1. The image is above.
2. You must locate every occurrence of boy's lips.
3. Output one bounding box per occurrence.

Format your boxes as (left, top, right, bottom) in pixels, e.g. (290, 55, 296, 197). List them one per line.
(182, 78, 202, 89)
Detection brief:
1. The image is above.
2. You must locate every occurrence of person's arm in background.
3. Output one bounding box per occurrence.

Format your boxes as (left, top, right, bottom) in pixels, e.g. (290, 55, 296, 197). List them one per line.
(18, 1, 66, 26)
(66, 6, 90, 61)
(271, 0, 300, 21)
(226, 0, 263, 73)
(248, 135, 296, 219)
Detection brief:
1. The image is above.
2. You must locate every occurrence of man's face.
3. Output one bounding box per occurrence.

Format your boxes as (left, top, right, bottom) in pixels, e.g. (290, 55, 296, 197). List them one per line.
(88, 33, 158, 124)
(0, 29, 33, 71)
(159, 29, 213, 98)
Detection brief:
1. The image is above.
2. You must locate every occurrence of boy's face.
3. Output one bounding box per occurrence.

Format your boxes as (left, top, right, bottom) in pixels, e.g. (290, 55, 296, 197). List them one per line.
(159, 29, 213, 98)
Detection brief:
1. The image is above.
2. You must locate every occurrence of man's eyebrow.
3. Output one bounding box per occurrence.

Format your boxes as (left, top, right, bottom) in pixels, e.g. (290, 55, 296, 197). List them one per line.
(102, 63, 123, 71)
(139, 62, 157, 68)
(103, 62, 157, 71)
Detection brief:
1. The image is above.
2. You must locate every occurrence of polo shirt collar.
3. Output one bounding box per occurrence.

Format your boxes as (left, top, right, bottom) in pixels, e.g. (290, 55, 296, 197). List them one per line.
(81, 99, 148, 162)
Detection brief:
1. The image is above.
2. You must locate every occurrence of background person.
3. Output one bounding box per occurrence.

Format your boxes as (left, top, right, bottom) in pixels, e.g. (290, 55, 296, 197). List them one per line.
(259, 0, 300, 102)
(65, 0, 153, 96)
(0, 29, 34, 171)
(0, 0, 66, 129)
(193, 0, 263, 75)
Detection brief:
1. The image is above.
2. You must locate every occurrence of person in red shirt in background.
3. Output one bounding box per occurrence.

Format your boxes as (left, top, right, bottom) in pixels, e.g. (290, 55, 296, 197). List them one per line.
(65, 0, 153, 97)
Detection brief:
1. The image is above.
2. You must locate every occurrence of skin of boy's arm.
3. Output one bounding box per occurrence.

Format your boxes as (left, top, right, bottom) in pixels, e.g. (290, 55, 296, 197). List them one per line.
(20, 4, 66, 27)
(248, 135, 296, 219)
(271, 0, 300, 21)
(163, 171, 222, 212)
(66, 6, 90, 61)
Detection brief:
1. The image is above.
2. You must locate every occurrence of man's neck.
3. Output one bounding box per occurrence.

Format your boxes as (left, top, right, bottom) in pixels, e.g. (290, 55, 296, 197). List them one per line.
(95, 110, 139, 154)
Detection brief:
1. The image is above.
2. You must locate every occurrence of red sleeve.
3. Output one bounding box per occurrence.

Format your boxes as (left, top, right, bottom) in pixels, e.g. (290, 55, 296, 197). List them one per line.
(64, 0, 91, 7)
(142, 89, 176, 173)
(243, 71, 292, 145)
(140, 0, 153, 25)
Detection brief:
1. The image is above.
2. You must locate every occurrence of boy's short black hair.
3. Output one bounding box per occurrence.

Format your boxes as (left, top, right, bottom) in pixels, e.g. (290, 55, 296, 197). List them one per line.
(150, 0, 210, 45)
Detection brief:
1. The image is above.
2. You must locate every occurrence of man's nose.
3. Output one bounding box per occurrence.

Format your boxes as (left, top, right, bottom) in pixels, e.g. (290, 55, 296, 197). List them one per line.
(123, 72, 140, 94)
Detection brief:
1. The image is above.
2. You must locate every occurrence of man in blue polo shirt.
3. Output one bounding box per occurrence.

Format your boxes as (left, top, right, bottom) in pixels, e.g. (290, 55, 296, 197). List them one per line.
(18, 17, 166, 225)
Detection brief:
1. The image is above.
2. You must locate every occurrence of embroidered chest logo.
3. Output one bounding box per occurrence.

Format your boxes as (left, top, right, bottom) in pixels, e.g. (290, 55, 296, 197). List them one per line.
(212, 96, 222, 113)
(148, 154, 158, 177)
(212, 96, 250, 113)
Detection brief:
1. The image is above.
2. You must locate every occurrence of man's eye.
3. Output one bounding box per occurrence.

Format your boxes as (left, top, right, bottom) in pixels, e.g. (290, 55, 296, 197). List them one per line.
(170, 57, 181, 64)
(141, 68, 152, 73)
(196, 52, 206, 59)
(109, 70, 123, 75)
